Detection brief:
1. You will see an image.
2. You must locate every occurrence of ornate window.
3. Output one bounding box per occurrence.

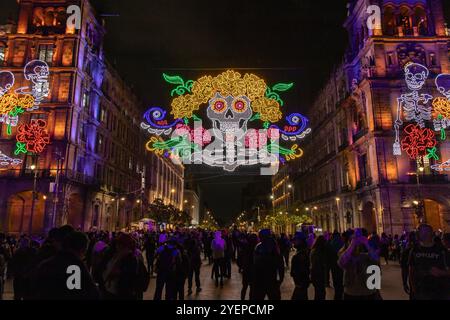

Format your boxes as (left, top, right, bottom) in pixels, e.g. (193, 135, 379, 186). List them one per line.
(383, 6, 396, 36)
(38, 44, 54, 64)
(398, 6, 413, 36)
(413, 6, 428, 36)
(32, 8, 45, 27)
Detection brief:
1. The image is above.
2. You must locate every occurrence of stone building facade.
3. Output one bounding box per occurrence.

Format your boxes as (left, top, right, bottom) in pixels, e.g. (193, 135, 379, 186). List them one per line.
(0, 0, 184, 234)
(286, 0, 450, 235)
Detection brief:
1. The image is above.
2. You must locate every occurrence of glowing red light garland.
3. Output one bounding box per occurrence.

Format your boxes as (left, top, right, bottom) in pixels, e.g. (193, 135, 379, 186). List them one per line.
(400, 124, 437, 160)
(15, 119, 50, 154)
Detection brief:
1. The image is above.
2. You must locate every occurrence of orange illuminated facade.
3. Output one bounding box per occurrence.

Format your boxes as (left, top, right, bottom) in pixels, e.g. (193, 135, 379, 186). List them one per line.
(0, 0, 184, 234)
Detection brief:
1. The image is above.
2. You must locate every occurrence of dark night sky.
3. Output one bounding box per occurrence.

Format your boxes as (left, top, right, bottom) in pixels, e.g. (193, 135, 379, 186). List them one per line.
(0, 0, 351, 224)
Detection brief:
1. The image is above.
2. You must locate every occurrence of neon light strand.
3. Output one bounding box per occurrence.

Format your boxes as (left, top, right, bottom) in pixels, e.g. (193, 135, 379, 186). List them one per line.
(15, 119, 50, 154)
(431, 159, 450, 172)
(270, 112, 311, 141)
(265, 82, 294, 107)
(400, 124, 437, 160)
(141, 107, 183, 136)
(0, 150, 22, 167)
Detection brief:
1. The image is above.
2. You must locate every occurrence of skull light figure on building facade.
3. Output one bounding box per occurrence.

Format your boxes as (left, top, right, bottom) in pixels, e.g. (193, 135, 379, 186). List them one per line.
(393, 63, 433, 156)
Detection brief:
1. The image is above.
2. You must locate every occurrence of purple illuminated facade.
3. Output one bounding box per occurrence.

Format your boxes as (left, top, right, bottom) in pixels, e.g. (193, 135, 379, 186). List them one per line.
(0, 0, 184, 234)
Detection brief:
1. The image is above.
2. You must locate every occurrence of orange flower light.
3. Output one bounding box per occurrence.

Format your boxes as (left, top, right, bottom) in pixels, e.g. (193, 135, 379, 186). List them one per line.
(400, 124, 436, 160)
(16, 119, 50, 154)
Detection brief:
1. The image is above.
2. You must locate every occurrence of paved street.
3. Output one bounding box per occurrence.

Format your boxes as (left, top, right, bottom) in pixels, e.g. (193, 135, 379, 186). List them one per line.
(3, 257, 408, 300)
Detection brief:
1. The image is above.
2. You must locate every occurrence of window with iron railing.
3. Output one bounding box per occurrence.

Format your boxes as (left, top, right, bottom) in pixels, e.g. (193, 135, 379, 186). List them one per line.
(38, 44, 53, 65)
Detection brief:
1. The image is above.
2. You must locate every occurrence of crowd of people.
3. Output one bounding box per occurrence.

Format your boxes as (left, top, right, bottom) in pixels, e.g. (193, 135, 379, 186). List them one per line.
(0, 223, 448, 300)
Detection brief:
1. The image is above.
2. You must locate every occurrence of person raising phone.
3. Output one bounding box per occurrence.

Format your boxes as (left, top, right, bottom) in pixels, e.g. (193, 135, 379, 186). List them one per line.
(338, 228, 381, 300)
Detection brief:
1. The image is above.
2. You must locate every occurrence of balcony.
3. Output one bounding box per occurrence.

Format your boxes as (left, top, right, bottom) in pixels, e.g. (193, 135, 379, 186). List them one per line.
(355, 177, 373, 190)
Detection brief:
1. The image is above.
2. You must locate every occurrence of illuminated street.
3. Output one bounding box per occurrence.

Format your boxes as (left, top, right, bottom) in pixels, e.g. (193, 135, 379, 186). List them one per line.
(0, 0, 449, 304)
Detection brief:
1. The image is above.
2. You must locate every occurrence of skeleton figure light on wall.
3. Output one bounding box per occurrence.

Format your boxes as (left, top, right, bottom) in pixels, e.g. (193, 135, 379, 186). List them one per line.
(15, 60, 50, 111)
(393, 63, 433, 155)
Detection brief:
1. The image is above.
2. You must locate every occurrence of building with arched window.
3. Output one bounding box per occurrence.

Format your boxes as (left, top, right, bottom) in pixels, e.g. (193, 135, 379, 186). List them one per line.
(0, 0, 184, 235)
(282, 0, 450, 235)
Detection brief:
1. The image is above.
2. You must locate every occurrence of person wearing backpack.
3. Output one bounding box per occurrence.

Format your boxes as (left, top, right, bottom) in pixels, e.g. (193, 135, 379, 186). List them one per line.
(153, 238, 181, 300)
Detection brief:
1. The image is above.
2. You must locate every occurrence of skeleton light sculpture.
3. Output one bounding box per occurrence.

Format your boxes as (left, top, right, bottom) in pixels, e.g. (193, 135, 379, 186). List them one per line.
(393, 63, 433, 155)
(15, 60, 50, 111)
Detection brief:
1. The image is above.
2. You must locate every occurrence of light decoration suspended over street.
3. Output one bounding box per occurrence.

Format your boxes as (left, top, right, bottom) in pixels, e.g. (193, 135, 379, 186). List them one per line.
(142, 70, 311, 172)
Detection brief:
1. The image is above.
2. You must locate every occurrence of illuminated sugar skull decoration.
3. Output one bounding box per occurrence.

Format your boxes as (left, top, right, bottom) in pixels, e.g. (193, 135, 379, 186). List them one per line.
(207, 93, 252, 137)
(143, 70, 310, 173)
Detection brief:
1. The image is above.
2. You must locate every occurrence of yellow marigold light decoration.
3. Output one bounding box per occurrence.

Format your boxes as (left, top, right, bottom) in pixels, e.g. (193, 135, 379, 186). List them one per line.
(252, 97, 282, 123)
(171, 94, 202, 119)
(18, 94, 35, 110)
(170, 70, 283, 123)
(191, 76, 214, 104)
(0, 93, 20, 115)
(244, 73, 267, 100)
(433, 97, 450, 118)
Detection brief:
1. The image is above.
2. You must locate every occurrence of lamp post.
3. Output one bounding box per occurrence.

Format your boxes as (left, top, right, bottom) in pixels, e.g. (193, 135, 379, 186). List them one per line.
(409, 166, 425, 223)
(51, 152, 63, 229)
(29, 163, 38, 235)
(335, 197, 341, 232)
(270, 195, 275, 214)
(288, 184, 294, 211)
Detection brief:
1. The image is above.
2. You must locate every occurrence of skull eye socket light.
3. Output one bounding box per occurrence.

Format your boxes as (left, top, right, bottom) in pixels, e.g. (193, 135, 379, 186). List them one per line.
(212, 99, 227, 113)
(233, 99, 248, 113)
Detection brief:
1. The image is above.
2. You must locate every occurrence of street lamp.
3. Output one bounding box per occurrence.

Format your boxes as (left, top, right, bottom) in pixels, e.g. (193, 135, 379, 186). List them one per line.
(29, 163, 38, 235)
(408, 166, 425, 222)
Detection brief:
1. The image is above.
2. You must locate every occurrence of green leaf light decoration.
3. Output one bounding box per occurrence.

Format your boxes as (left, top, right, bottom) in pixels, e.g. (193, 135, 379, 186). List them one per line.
(265, 82, 294, 107)
(163, 73, 194, 97)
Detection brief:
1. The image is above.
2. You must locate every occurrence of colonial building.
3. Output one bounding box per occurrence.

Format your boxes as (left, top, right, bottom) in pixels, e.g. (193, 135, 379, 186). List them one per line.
(285, 0, 450, 235)
(0, 0, 184, 234)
